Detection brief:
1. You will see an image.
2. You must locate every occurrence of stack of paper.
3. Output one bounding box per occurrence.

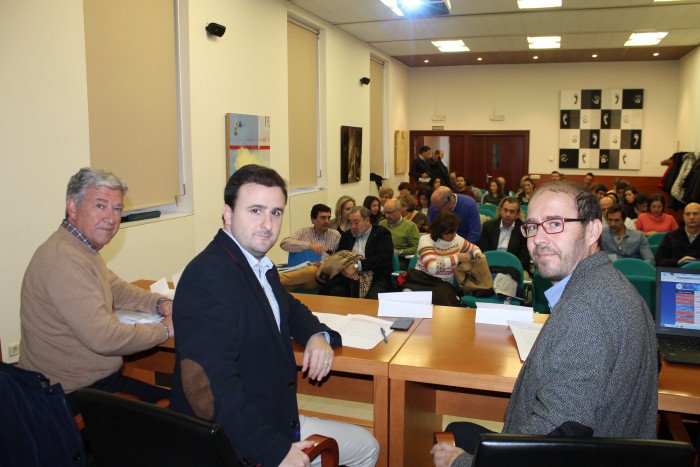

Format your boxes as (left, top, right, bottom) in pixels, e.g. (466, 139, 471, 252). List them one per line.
(312, 313, 394, 349)
(508, 321, 544, 361)
(115, 309, 163, 324)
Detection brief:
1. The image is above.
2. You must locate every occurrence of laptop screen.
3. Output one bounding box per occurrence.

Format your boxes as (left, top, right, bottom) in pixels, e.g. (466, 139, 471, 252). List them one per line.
(656, 267, 700, 338)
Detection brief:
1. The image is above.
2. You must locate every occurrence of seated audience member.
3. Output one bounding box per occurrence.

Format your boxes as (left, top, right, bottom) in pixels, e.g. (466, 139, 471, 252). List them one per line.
(591, 183, 608, 199)
(550, 170, 561, 181)
(432, 177, 443, 190)
(477, 197, 530, 272)
(466, 179, 483, 204)
(319, 206, 394, 300)
(279, 204, 341, 292)
(517, 177, 535, 205)
(599, 195, 636, 231)
(416, 187, 432, 217)
(614, 179, 631, 204)
(496, 176, 510, 195)
(449, 171, 458, 190)
(655, 202, 700, 267)
(633, 193, 650, 218)
(583, 172, 595, 189)
(482, 179, 505, 205)
(330, 195, 355, 234)
(363, 195, 384, 225)
(19, 167, 172, 414)
(397, 181, 412, 197)
(171, 165, 379, 467)
(432, 182, 658, 467)
(378, 186, 394, 209)
(379, 199, 420, 270)
(601, 204, 654, 265)
(409, 212, 482, 306)
(635, 193, 679, 236)
(622, 186, 639, 219)
(399, 193, 429, 233)
(453, 174, 475, 198)
(430, 186, 482, 243)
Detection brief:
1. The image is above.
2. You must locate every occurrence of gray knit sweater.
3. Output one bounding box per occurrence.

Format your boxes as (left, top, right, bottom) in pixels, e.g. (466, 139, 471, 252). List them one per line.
(453, 252, 658, 466)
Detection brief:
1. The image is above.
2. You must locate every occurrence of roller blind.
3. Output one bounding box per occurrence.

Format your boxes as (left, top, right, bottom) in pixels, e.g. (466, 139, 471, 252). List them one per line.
(287, 20, 319, 189)
(83, 0, 180, 210)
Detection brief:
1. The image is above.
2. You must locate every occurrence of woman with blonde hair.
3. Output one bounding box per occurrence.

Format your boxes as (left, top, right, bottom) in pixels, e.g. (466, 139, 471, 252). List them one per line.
(330, 195, 355, 233)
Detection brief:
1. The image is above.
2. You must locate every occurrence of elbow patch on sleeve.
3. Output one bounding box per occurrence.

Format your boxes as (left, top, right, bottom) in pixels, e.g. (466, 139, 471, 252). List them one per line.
(181, 358, 214, 420)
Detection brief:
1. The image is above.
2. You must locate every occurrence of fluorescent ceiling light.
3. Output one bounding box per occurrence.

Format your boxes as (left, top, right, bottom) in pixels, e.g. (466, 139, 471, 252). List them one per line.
(625, 32, 668, 46)
(653, 0, 684, 2)
(527, 36, 561, 49)
(518, 0, 561, 9)
(380, 0, 404, 16)
(431, 40, 470, 52)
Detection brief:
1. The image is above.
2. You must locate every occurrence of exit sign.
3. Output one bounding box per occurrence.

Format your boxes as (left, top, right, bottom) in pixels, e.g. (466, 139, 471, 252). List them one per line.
(432, 126, 444, 130)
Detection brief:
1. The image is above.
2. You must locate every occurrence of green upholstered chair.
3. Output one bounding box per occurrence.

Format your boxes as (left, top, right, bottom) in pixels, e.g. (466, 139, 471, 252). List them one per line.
(646, 232, 666, 247)
(461, 251, 524, 308)
(478, 204, 497, 218)
(680, 261, 700, 270)
(531, 270, 553, 314)
(612, 258, 656, 277)
(626, 274, 656, 319)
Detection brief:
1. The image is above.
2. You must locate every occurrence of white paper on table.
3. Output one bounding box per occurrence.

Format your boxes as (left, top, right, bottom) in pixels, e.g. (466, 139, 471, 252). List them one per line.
(508, 320, 544, 361)
(150, 277, 175, 299)
(115, 309, 164, 324)
(312, 312, 394, 349)
(377, 291, 433, 318)
(475, 302, 534, 326)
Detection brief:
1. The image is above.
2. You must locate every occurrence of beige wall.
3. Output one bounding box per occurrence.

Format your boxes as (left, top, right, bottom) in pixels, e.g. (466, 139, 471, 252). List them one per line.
(407, 61, 681, 178)
(678, 46, 700, 152)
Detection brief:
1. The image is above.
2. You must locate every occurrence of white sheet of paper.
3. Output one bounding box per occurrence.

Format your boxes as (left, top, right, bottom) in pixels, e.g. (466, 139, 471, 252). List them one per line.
(312, 312, 394, 349)
(378, 291, 431, 303)
(150, 277, 175, 299)
(475, 302, 534, 326)
(115, 309, 163, 324)
(377, 291, 433, 318)
(508, 320, 544, 361)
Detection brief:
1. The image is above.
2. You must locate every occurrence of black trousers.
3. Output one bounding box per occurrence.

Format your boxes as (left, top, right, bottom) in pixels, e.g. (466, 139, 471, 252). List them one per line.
(319, 275, 391, 300)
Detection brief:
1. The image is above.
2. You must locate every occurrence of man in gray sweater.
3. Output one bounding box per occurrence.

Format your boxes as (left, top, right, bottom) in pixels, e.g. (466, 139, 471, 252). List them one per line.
(432, 182, 658, 467)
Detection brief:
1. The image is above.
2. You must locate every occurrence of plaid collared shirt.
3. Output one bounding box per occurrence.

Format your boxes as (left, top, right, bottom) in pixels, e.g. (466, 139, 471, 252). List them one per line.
(61, 219, 99, 253)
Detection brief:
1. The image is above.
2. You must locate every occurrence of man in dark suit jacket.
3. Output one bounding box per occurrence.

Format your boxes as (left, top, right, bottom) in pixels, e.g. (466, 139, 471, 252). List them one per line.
(170, 165, 378, 467)
(409, 145, 432, 182)
(319, 206, 394, 300)
(477, 197, 530, 271)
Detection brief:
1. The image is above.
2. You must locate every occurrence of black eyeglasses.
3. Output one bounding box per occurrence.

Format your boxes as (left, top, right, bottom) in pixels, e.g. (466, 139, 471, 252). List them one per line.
(520, 218, 585, 238)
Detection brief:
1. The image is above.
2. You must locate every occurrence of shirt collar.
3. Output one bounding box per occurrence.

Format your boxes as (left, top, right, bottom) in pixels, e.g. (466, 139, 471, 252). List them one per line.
(61, 219, 99, 253)
(544, 273, 572, 311)
(221, 228, 274, 273)
(355, 225, 372, 240)
(499, 220, 514, 232)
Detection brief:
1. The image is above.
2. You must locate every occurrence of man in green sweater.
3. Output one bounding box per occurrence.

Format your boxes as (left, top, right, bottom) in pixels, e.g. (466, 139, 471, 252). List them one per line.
(19, 168, 174, 413)
(379, 198, 420, 270)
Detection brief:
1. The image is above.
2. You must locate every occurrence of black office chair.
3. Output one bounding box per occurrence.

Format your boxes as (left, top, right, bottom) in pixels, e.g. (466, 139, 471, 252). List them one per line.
(435, 432, 695, 467)
(77, 388, 339, 467)
(472, 433, 695, 467)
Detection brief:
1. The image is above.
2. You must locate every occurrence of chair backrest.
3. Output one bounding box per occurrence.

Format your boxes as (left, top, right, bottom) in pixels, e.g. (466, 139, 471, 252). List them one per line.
(681, 260, 700, 269)
(479, 204, 497, 218)
(626, 274, 656, 319)
(472, 433, 695, 467)
(77, 388, 239, 467)
(484, 250, 524, 286)
(407, 255, 418, 270)
(288, 250, 322, 267)
(612, 258, 656, 277)
(646, 232, 666, 246)
(392, 252, 401, 272)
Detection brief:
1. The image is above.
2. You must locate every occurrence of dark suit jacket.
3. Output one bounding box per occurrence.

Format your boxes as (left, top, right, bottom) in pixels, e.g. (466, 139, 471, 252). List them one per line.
(337, 225, 394, 287)
(409, 156, 431, 181)
(478, 218, 531, 270)
(170, 230, 341, 467)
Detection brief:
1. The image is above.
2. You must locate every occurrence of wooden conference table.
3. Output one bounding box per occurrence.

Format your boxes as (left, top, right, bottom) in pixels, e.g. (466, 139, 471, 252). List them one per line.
(388, 306, 700, 466)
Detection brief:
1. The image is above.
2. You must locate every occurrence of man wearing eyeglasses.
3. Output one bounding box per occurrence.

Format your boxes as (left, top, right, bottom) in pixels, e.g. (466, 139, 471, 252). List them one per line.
(429, 186, 481, 243)
(432, 182, 658, 467)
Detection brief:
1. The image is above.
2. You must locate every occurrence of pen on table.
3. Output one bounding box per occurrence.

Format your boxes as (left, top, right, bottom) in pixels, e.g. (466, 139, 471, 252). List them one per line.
(380, 327, 388, 344)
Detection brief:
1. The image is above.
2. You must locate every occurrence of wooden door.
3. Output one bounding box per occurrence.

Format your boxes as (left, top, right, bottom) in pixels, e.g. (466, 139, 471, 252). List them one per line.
(468, 132, 529, 194)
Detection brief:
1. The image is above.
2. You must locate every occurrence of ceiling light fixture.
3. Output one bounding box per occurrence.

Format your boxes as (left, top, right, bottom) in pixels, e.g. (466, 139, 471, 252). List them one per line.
(533, 55, 539, 60)
(624, 32, 668, 46)
(592, 53, 598, 58)
(379, 0, 405, 16)
(517, 0, 561, 9)
(653, 52, 660, 56)
(431, 39, 470, 53)
(424, 59, 430, 63)
(477, 57, 483, 61)
(527, 36, 561, 49)
(396, 0, 451, 17)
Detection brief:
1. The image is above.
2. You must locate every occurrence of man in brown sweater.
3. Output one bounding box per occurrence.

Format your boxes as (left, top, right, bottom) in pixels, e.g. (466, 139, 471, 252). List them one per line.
(18, 168, 174, 413)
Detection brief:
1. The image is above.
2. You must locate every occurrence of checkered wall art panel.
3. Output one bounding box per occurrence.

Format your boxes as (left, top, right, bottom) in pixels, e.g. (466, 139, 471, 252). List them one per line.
(559, 89, 643, 170)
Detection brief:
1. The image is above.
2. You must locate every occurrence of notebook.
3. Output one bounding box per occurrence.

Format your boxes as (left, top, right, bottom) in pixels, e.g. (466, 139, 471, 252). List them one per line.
(655, 267, 700, 365)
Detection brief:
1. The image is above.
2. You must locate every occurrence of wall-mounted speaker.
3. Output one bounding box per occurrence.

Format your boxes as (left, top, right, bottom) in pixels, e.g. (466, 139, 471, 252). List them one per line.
(205, 23, 226, 37)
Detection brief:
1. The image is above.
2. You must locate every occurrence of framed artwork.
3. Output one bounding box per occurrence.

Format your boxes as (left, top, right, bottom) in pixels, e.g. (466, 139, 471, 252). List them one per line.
(340, 125, 362, 184)
(225, 113, 271, 179)
(559, 89, 643, 170)
(394, 130, 408, 175)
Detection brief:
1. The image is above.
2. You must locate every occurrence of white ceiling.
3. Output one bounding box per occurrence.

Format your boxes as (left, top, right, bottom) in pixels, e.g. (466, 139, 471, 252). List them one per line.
(287, 0, 700, 66)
